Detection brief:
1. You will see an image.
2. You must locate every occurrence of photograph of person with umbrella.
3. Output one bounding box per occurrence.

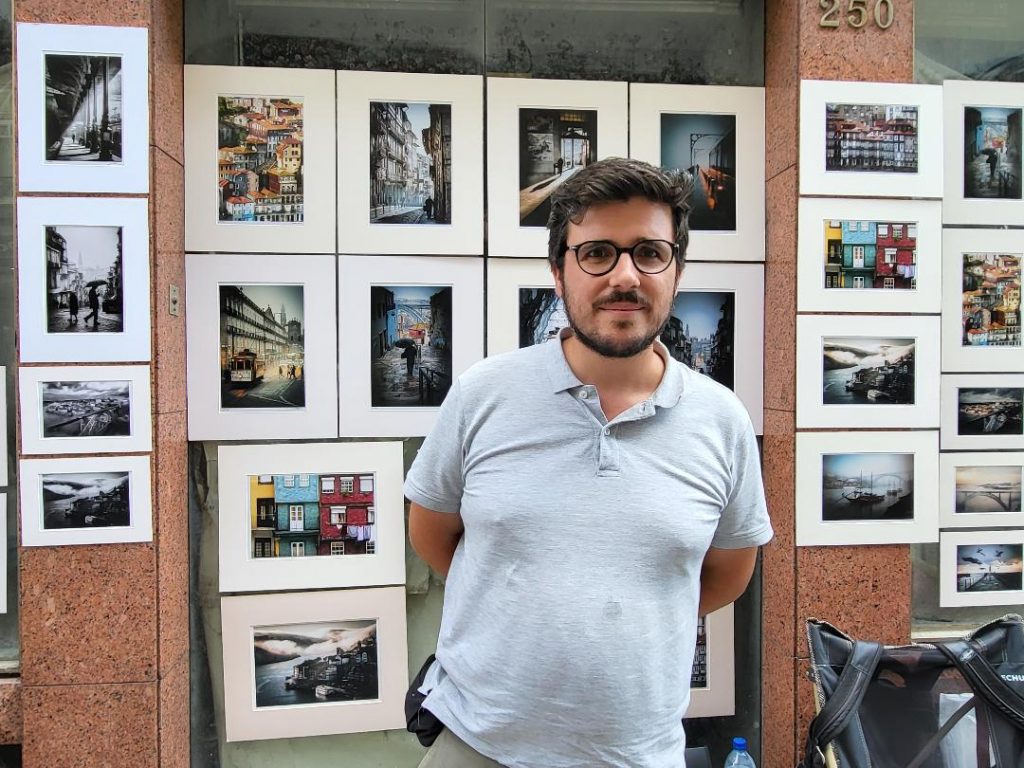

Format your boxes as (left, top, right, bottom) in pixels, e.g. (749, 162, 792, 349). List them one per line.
(44, 224, 124, 334)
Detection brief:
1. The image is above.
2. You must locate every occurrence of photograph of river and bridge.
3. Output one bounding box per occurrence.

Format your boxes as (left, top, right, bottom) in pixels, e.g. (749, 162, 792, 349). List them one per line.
(957, 387, 1024, 436)
(822, 336, 914, 406)
(821, 452, 914, 522)
(956, 543, 1023, 594)
(954, 464, 1023, 515)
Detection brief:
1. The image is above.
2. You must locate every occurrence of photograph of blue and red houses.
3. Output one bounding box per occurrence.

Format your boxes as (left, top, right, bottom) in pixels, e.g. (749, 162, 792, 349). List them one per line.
(249, 472, 375, 559)
(821, 219, 917, 291)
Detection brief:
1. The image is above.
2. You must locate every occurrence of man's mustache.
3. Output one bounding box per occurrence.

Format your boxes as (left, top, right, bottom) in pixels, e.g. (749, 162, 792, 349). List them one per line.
(593, 290, 650, 309)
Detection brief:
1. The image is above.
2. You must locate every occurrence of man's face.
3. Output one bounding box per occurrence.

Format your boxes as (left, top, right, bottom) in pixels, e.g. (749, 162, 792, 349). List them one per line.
(553, 196, 681, 358)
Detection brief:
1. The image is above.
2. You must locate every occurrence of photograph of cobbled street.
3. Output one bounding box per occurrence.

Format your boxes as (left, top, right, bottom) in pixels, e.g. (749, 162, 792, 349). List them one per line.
(958, 387, 1024, 436)
(219, 284, 305, 409)
(248, 472, 376, 559)
(218, 94, 304, 223)
(519, 288, 567, 348)
(40, 379, 131, 438)
(822, 219, 917, 290)
(825, 102, 918, 173)
(821, 452, 914, 522)
(822, 337, 915, 406)
(370, 285, 452, 407)
(661, 291, 735, 390)
(41, 471, 131, 530)
(253, 620, 379, 708)
(963, 106, 1022, 200)
(961, 252, 1020, 347)
(370, 101, 451, 224)
(519, 108, 597, 226)
(661, 113, 736, 231)
(45, 54, 122, 163)
(45, 225, 123, 334)
(954, 464, 1022, 515)
(957, 543, 1023, 594)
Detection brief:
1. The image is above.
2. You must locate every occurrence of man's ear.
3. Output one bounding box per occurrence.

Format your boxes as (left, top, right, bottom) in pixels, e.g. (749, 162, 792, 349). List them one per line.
(551, 265, 564, 298)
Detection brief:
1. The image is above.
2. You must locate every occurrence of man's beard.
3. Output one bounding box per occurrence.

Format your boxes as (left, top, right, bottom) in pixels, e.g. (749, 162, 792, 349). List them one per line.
(561, 286, 669, 359)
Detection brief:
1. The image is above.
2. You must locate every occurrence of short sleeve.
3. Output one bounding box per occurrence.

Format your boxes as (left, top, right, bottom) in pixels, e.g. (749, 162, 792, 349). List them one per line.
(711, 414, 773, 549)
(404, 378, 466, 514)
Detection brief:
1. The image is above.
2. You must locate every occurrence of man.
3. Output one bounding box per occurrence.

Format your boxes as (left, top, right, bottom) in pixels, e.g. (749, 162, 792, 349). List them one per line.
(405, 157, 772, 768)
(83, 284, 100, 328)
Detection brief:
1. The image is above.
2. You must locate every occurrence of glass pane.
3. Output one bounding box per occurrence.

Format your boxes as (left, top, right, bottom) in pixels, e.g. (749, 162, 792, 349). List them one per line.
(916, 0, 1024, 83)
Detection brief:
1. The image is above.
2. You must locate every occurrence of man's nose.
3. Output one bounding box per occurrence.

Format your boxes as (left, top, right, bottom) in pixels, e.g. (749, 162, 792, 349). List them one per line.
(607, 249, 642, 288)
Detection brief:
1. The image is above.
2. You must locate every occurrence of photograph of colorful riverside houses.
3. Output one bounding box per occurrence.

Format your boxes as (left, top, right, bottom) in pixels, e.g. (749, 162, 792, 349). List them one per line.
(822, 219, 917, 290)
(825, 103, 918, 173)
(961, 253, 1021, 347)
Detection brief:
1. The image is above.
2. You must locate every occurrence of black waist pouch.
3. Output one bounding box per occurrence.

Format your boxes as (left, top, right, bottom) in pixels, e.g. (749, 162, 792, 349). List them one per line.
(406, 653, 445, 747)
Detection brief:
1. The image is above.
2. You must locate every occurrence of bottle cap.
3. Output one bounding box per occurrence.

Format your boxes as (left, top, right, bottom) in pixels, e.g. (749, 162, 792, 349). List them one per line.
(732, 737, 748, 751)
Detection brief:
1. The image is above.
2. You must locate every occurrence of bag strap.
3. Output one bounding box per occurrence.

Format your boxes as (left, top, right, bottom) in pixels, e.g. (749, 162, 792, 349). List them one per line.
(903, 695, 976, 768)
(800, 640, 883, 768)
(937, 639, 1024, 731)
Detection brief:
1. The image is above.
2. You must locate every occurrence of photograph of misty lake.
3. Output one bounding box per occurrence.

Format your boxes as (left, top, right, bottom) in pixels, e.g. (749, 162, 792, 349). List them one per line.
(821, 452, 914, 522)
(955, 465, 1023, 514)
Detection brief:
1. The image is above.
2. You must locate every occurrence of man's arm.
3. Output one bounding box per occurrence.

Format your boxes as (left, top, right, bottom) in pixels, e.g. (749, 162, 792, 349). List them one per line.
(698, 545, 759, 617)
(408, 501, 465, 579)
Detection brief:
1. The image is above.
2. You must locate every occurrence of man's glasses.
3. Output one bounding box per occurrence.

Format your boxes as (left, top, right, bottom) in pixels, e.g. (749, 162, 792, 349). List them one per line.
(566, 239, 679, 276)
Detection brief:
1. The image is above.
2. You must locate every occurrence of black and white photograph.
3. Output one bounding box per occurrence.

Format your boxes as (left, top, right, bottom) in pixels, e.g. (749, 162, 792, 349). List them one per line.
(963, 106, 1022, 200)
(40, 471, 130, 529)
(957, 387, 1023, 436)
(518, 288, 567, 348)
(660, 113, 735, 231)
(956, 543, 1024, 594)
(370, 102, 451, 225)
(45, 54, 122, 163)
(40, 379, 130, 438)
(821, 452, 914, 522)
(518, 108, 598, 226)
(825, 103, 918, 173)
(661, 291, 734, 390)
(954, 464, 1022, 515)
(822, 337, 914, 406)
(45, 225, 123, 334)
(219, 284, 305, 410)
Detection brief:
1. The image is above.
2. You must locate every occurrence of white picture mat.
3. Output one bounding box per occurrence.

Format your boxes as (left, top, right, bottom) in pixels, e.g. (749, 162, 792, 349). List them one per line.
(941, 374, 1024, 451)
(17, 197, 151, 363)
(796, 315, 940, 429)
(217, 441, 406, 592)
(16, 23, 149, 193)
(221, 587, 408, 742)
(941, 228, 1024, 373)
(799, 80, 943, 198)
(18, 365, 152, 455)
(629, 83, 765, 262)
(337, 255, 483, 437)
(795, 430, 939, 547)
(939, 452, 1024, 529)
(486, 77, 629, 258)
(0, 494, 6, 612)
(0, 367, 7, 483)
(942, 80, 1024, 226)
(19, 454, 153, 546)
(337, 71, 484, 255)
(796, 197, 942, 314)
(684, 604, 735, 718)
(939, 529, 1024, 608)
(185, 253, 339, 441)
(183, 65, 337, 254)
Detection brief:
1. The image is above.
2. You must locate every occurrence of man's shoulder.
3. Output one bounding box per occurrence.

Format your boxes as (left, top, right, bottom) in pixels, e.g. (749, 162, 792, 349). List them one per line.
(671, 361, 750, 425)
(457, 343, 552, 393)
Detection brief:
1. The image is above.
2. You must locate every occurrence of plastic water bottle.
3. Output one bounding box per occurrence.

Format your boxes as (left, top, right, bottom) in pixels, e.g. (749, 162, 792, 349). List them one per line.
(723, 736, 757, 768)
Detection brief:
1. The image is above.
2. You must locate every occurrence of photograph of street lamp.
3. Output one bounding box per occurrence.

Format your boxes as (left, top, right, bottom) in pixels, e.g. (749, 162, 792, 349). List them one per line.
(518, 108, 597, 227)
(660, 113, 736, 231)
(44, 54, 122, 163)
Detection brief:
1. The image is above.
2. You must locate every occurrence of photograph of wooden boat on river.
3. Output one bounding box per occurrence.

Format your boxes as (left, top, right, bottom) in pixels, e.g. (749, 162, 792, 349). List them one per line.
(822, 336, 914, 405)
(957, 387, 1024, 436)
(821, 452, 914, 521)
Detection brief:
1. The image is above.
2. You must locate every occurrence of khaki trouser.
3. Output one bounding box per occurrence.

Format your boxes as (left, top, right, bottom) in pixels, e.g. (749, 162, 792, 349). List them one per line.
(416, 727, 507, 768)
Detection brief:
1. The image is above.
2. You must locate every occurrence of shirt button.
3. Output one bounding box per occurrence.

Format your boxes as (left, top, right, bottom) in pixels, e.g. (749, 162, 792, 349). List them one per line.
(579, 390, 589, 399)
(603, 427, 610, 436)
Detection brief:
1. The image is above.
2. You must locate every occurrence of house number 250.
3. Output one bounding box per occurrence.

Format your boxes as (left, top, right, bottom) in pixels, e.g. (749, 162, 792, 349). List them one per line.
(819, 0, 895, 30)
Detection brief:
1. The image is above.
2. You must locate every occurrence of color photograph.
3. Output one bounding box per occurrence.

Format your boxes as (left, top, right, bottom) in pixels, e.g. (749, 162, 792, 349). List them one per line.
(954, 464, 1022, 515)
(370, 102, 451, 225)
(45, 54, 122, 163)
(821, 452, 914, 522)
(519, 287, 567, 348)
(218, 94, 304, 224)
(518, 108, 598, 226)
(40, 379, 130, 438)
(963, 106, 1022, 200)
(821, 219, 917, 290)
(40, 471, 130, 529)
(956, 543, 1023, 594)
(960, 253, 1021, 347)
(822, 337, 914, 406)
(45, 225, 123, 334)
(219, 284, 305, 410)
(825, 103, 918, 173)
(660, 113, 736, 231)
(661, 291, 735, 390)
(957, 387, 1023, 436)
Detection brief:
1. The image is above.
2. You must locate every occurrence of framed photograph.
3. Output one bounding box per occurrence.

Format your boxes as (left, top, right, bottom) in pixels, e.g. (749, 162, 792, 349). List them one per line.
(942, 80, 1024, 226)
(486, 77, 628, 257)
(941, 228, 1022, 373)
(939, 452, 1024, 529)
(18, 365, 152, 455)
(337, 255, 483, 437)
(941, 374, 1024, 451)
(19, 454, 152, 546)
(485, 257, 558, 355)
(217, 441, 405, 592)
(185, 253, 338, 441)
(684, 604, 735, 718)
(221, 587, 408, 742)
(795, 430, 939, 547)
(183, 65, 336, 254)
(16, 23, 148, 193)
(336, 71, 484, 255)
(17, 196, 150, 363)
(799, 80, 943, 198)
(629, 83, 765, 262)
(796, 315, 940, 429)
(796, 197, 942, 314)
(939, 529, 1024, 608)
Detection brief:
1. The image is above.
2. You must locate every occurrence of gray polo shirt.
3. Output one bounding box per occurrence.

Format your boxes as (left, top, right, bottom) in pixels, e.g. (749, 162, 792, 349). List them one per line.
(405, 331, 772, 768)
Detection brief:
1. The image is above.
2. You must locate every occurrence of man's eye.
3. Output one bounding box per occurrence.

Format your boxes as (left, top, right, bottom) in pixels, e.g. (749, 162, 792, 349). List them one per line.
(582, 244, 615, 260)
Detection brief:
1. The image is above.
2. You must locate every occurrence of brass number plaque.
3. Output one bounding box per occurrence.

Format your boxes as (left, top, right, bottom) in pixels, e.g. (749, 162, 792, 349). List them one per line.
(820, 0, 895, 30)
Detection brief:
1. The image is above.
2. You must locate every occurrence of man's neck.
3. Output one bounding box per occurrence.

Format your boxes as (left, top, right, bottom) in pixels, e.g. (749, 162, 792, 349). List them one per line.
(561, 334, 665, 420)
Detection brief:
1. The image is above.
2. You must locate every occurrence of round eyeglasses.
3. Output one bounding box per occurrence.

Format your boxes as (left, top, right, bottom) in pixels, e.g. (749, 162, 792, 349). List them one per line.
(566, 239, 679, 276)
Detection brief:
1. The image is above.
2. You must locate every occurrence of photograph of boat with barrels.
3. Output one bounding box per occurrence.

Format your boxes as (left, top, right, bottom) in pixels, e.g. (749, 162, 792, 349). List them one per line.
(956, 543, 1023, 594)
(821, 452, 913, 522)
(957, 387, 1024, 436)
(821, 336, 914, 405)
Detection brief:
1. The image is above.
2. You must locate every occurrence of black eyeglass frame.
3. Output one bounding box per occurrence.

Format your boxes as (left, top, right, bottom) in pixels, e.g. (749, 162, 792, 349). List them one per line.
(565, 239, 680, 276)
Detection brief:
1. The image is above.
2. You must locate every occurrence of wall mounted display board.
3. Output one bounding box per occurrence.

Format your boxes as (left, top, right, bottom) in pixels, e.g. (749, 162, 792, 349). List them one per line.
(795, 430, 939, 547)
(337, 70, 484, 255)
(939, 529, 1024, 608)
(942, 80, 1024, 227)
(629, 83, 765, 262)
(18, 365, 152, 455)
(17, 197, 151, 363)
(184, 65, 337, 254)
(19, 454, 153, 546)
(218, 441, 406, 592)
(941, 228, 1022, 373)
(796, 197, 942, 314)
(221, 586, 408, 742)
(16, 23, 149, 193)
(486, 77, 628, 257)
(796, 314, 940, 429)
(941, 374, 1024, 451)
(799, 80, 943, 199)
(939, 452, 1024, 530)
(486, 257, 556, 356)
(185, 253, 338, 441)
(684, 604, 735, 718)
(337, 254, 483, 437)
